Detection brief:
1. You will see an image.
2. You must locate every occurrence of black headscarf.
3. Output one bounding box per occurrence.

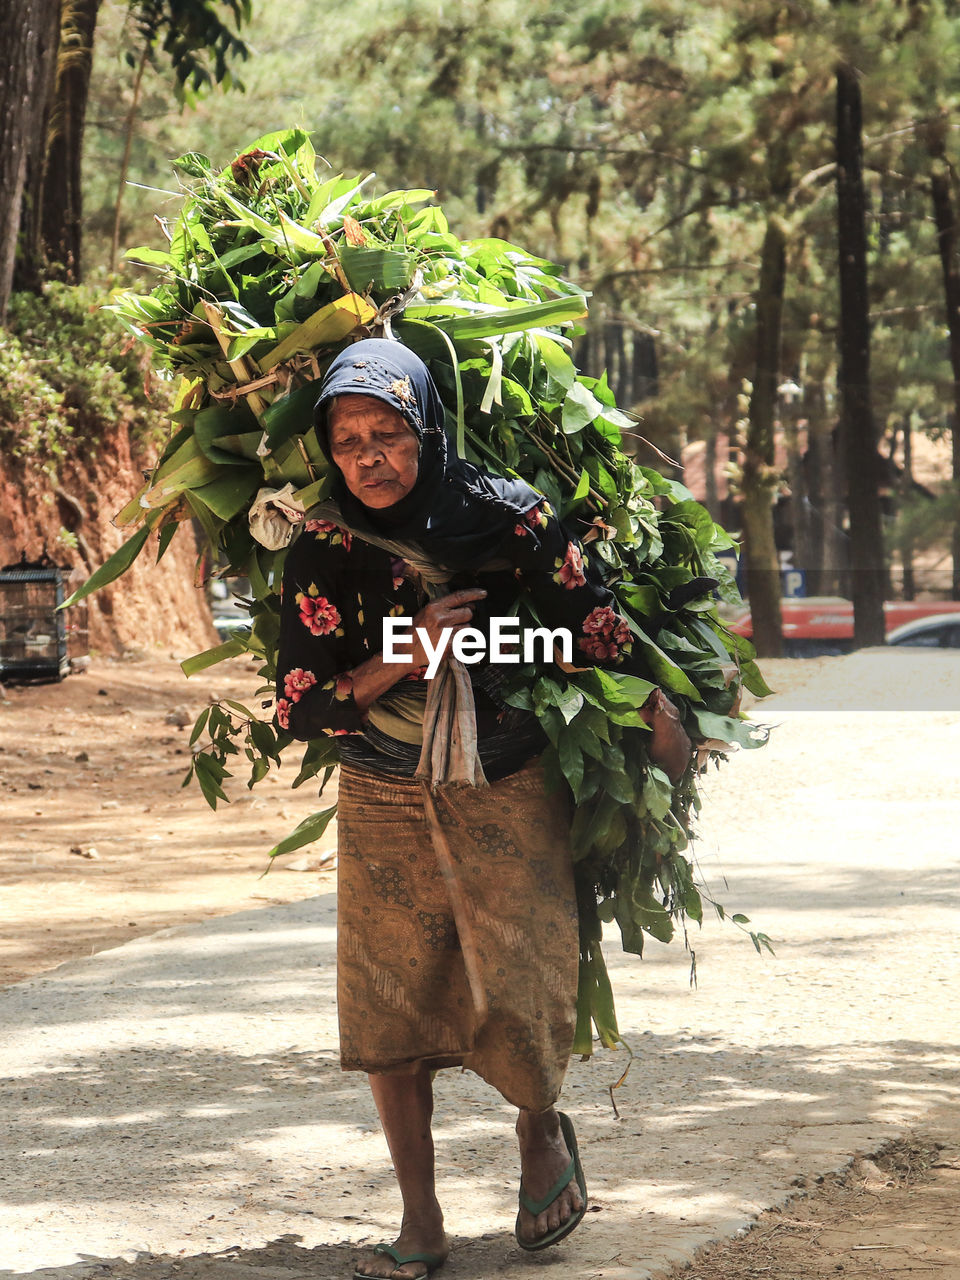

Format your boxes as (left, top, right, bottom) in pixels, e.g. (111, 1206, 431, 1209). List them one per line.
(313, 338, 540, 570)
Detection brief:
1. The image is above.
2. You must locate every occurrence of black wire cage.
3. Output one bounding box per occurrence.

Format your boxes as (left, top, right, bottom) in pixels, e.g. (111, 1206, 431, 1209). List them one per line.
(0, 555, 72, 683)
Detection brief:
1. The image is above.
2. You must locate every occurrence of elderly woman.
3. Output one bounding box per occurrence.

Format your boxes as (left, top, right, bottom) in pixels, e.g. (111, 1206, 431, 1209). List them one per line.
(277, 339, 689, 1280)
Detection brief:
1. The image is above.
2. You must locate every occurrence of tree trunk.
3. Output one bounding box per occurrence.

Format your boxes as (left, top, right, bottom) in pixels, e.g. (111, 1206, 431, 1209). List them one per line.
(803, 383, 832, 595)
(786, 412, 812, 586)
(835, 62, 886, 646)
(704, 430, 718, 522)
(899, 419, 916, 600)
(0, 0, 60, 320)
(41, 0, 103, 282)
(742, 212, 786, 657)
(604, 320, 629, 405)
(109, 43, 150, 273)
(923, 115, 960, 601)
(823, 425, 850, 596)
(805, 427, 824, 594)
(631, 331, 658, 404)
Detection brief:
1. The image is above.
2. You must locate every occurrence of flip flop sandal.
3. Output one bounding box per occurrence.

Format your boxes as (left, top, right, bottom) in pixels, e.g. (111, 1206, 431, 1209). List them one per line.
(515, 1110, 588, 1252)
(353, 1242, 446, 1280)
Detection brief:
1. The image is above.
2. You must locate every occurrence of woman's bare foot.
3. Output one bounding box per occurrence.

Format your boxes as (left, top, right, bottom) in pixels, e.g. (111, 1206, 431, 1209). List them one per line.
(515, 1108, 585, 1246)
(353, 1206, 449, 1279)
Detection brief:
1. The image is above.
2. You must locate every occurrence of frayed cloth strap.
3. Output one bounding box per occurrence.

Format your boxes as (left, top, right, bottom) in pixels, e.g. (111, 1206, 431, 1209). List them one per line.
(304, 500, 488, 788)
(417, 651, 486, 788)
(418, 779, 489, 1023)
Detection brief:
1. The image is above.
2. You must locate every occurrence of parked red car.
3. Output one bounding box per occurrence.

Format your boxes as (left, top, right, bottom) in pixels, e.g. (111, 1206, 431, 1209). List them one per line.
(724, 596, 960, 655)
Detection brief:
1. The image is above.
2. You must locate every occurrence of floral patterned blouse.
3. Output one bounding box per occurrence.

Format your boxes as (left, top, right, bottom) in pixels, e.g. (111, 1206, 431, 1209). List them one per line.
(276, 500, 645, 774)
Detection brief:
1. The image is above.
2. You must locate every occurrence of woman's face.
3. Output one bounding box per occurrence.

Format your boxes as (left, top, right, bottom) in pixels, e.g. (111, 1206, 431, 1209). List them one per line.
(327, 395, 420, 508)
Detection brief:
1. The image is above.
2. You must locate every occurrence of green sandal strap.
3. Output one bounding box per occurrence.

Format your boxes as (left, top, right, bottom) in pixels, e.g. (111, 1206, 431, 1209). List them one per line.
(372, 1244, 446, 1269)
(517, 1156, 576, 1218)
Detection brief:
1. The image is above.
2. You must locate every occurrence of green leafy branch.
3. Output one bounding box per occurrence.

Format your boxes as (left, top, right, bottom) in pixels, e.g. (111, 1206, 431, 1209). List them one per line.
(74, 126, 776, 1053)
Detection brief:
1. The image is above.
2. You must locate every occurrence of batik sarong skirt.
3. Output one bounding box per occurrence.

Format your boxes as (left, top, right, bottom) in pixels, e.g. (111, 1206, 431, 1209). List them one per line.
(335, 757, 579, 1112)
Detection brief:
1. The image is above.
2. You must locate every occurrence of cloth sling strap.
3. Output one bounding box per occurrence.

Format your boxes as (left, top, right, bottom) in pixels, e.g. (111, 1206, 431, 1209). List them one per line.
(304, 500, 496, 789)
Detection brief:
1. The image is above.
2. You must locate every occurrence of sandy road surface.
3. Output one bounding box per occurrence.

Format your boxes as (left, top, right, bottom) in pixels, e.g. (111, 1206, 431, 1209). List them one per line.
(1, 649, 958, 1279)
(0, 654, 335, 987)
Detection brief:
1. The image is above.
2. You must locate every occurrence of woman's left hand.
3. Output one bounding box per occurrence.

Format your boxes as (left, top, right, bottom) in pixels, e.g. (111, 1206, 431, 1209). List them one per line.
(408, 588, 487, 670)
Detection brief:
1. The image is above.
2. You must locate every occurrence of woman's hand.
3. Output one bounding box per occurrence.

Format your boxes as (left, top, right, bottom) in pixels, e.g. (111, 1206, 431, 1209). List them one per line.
(346, 589, 487, 715)
(408, 588, 487, 670)
(640, 688, 692, 784)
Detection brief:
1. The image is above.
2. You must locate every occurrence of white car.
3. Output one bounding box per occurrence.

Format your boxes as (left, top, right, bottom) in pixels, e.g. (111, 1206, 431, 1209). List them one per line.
(885, 614, 960, 648)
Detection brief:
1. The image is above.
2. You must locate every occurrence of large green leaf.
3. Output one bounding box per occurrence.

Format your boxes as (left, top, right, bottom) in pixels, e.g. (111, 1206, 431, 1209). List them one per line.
(267, 805, 338, 860)
(190, 468, 262, 521)
(432, 297, 587, 340)
(180, 636, 248, 676)
(622, 621, 702, 699)
(691, 708, 771, 750)
(259, 294, 376, 370)
(60, 524, 154, 608)
(339, 245, 418, 293)
(194, 403, 260, 465)
(262, 383, 325, 449)
(562, 381, 604, 434)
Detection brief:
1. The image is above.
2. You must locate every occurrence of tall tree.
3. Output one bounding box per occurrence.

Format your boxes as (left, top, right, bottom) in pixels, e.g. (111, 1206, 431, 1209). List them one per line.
(108, 0, 251, 270)
(3, 0, 250, 307)
(835, 60, 886, 645)
(0, 0, 60, 319)
(742, 207, 787, 657)
(922, 112, 960, 600)
(41, 0, 104, 282)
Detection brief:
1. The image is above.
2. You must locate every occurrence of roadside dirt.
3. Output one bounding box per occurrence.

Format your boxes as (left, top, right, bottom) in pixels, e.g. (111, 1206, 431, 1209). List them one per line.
(0, 652, 335, 989)
(668, 1136, 960, 1280)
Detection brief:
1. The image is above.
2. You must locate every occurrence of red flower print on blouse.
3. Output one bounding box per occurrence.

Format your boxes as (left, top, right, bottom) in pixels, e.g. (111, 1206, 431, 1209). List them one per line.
(283, 668, 317, 702)
(554, 540, 587, 590)
(297, 590, 341, 636)
(305, 518, 352, 550)
(514, 501, 545, 537)
(321, 673, 356, 703)
(578, 605, 632, 662)
(334, 674, 354, 701)
(276, 698, 293, 730)
(582, 605, 617, 635)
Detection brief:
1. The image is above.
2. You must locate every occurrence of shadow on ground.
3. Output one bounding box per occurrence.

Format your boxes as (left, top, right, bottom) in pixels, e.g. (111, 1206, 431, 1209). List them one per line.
(0, 1229, 554, 1280)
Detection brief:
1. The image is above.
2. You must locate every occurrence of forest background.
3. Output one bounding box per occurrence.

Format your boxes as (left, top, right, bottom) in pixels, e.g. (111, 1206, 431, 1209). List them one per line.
(1, 0, 959, 658)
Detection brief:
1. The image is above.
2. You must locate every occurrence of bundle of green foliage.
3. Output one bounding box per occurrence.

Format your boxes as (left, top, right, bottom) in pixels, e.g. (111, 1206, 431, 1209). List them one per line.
(77, 128, 771, 1051)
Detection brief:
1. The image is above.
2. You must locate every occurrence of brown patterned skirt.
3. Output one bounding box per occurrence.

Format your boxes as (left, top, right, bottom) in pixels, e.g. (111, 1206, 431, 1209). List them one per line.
(335, 758, 579, 1112)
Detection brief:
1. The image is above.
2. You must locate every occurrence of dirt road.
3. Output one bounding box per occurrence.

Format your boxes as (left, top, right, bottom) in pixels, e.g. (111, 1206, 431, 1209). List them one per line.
(1, 650, 959, 1279)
